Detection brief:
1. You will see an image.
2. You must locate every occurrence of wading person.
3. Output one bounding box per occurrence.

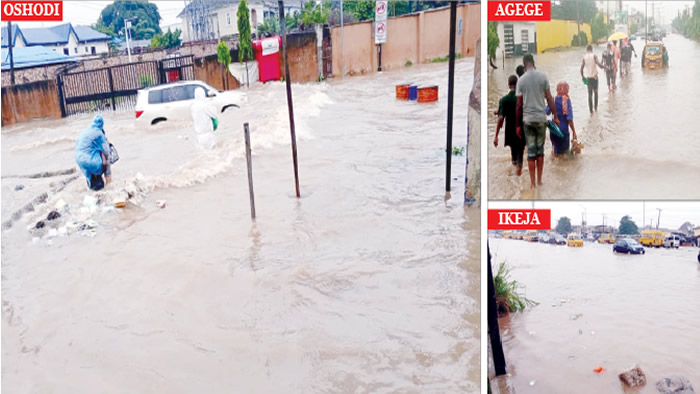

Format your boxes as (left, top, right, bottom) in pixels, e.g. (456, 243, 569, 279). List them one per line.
(546, 81, 578, 157)
(620, 39, 637, 78)
(75, 114, 112, 191)
(494, 75, 525, 176)
(516, 54, 559, 190)
(602, 43, 616, 92)
(191, 87, 219, 150)
(580, 45, 605, 113)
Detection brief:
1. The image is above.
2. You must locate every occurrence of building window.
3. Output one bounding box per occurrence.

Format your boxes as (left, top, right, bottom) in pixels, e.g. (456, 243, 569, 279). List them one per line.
(227, 12, 231, 25)
(91, 46, 96, 55)
(74, 47, 77, 54)
(85, 47, 89, 53)
(64, 48, 69, 55)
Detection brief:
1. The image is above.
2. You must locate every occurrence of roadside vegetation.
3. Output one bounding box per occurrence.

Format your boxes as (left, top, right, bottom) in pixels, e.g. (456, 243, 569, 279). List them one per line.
(493, 262, 537, 316)
(673, 1, 700, 40)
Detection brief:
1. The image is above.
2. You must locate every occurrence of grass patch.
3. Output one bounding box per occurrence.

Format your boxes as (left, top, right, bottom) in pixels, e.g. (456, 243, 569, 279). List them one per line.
(405, 60, 413, 67)
(431, 53, 463, 63)
(494, 261, 537, 316)
(452, 146, 465, 156)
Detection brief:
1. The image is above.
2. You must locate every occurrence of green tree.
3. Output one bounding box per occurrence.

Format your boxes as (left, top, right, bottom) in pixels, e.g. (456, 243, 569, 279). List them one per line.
(257, 16, 280, 36)
(673, 1, 700, 40)
(551, 0, 598, 23)
(344, 1, 375, 21)
(487, 21, 499, 68)
(150, 28, 181, 49)
(237, 0, 253, 87)
(301, 1, 331, 26)
(618, 215, 639, 235)
(591, 13, 611, 43)
(556, 217, 573, 234)
(217, 41, 232, 89)
(97, 0, 162, 40)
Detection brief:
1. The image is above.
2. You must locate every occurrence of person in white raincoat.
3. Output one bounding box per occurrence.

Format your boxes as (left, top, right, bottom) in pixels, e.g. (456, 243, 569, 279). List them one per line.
(191, 87, 219, 149)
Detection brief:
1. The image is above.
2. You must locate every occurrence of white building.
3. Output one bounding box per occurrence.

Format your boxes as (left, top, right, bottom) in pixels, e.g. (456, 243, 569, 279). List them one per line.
(494, 22, 537, 63)
(1, 23, 111, 56)
(178, 0, 302, 42)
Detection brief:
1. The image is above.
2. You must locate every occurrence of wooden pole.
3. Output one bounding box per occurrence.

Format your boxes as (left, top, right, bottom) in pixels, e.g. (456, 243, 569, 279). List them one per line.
(244, 123, 256, 220)
(377, 43, 382, 71)
(488, 247, 507, 376)
(445, 1, 457, 192)
(278, 0, 301, 198)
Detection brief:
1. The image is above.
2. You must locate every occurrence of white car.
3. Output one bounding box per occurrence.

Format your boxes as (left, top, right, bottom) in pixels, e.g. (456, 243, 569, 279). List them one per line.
(135, 80, 244, 125)
(663, 235, 681, 249)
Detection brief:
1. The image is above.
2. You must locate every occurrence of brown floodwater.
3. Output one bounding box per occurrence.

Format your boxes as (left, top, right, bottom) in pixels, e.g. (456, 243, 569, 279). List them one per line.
(488, 237, 700, 393)
(1, 60, 480, 393)
(488, 34, 700, 200)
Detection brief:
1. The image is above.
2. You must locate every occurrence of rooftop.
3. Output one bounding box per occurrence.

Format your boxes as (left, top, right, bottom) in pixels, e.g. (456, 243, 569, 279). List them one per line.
(1, 46, 78, 70)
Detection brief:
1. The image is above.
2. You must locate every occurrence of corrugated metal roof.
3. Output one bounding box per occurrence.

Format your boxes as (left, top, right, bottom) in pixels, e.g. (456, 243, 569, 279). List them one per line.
(1, 23, 110, 47)
(1, 46, 78, 70)
(1, 24, 23, 47)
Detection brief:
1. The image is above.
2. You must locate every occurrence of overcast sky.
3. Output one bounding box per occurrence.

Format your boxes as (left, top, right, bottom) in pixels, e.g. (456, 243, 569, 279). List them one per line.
(596, 1, 696, 25)
(488, 201, 700, 230)
(15, 1, 185, 29)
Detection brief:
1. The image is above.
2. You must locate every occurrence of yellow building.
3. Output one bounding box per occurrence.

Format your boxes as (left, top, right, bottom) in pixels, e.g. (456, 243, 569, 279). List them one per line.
(536, 20, 592, 53)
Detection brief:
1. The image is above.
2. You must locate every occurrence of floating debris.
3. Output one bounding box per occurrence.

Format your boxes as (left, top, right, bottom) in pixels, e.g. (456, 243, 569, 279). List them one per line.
(47, 211, 61, 221)
(14, 184, 24, 191)
(157, 200, 167, 209)
(34, 221, 45, 229)
(619, 365, 647, 388)
(593, 366, 605, 374)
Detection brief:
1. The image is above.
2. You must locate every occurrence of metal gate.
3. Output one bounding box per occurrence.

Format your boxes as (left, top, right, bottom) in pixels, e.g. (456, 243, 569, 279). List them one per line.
(58, 55, 195, 116)
(521, 29, 529, 55)
(322, 27, 332, 78)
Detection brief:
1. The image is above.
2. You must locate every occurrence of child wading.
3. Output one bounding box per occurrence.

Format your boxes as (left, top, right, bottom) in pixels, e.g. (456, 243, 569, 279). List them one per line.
(546, 81, 578, 157)
(493, 75, 525, 176)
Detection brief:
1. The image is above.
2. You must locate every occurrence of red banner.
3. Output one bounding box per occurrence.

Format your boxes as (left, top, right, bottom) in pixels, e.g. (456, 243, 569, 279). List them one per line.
(487, 1, 550, 21)
(1, 1, 63, 22)
(488, 209, 551, 230)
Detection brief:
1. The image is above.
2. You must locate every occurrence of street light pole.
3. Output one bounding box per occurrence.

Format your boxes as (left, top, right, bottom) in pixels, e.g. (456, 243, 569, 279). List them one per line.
(125, 19, 133, 64)
(340, 0, 345, 79)
(7, 21, 15, 86)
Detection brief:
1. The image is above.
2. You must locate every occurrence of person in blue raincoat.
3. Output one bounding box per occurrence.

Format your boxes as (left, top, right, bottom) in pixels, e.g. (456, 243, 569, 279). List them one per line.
(75, 114, 112, 190)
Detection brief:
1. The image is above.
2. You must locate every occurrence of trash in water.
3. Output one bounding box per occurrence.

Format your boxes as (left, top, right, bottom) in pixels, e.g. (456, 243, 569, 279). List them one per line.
(46, 210, 61, 221)
(619, 365, 647, 388)
(569, 313, 583, 320)
(157, 200, 167, 209)
(34, 221, 45, 229)
(15, 184, 24, 191)
(78, 220, 98, 232)
(560, 298, 567, 303)
(114, 198, 127, 208)
(593, 366, 605, 374)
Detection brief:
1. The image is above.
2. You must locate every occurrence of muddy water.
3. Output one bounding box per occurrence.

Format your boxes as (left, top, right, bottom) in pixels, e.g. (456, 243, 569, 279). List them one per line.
(488, 238, 700, 393)
(1, 60, 480, 393)
(488, 34, 700, 200)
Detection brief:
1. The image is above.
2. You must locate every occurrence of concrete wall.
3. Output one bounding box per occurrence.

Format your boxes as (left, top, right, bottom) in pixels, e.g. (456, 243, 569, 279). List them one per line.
(280, 32, 318, 83)
(1, 80, 62, 126)
(330, 3, 480, 77)
(194, 54, 241, 90)
(536, 20, 592, 52)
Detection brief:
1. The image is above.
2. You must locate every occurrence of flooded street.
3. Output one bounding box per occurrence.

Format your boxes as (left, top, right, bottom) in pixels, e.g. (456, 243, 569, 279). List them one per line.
(488, 238, 700, 393)
(488, 34, 700, 200)
(2, 60, 480, 393)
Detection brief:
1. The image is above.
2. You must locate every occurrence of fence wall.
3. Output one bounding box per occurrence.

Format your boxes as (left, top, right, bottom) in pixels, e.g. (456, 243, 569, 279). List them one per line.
(536, 20, 592, 52)
(282, 32, 319, 83)
(1, 80, 62, 126)
(194, 54, 242, 90)
(330, 3, 480, 76)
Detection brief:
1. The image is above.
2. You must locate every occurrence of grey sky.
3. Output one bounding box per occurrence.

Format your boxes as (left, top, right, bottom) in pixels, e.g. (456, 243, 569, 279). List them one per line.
(597, 1, 695, 25)
(15, 1, 185, 29)
(488, 201, 700, 230)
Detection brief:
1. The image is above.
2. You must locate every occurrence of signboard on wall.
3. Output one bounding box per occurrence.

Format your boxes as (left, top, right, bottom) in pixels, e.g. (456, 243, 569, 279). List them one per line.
(375, 0, 388, 44)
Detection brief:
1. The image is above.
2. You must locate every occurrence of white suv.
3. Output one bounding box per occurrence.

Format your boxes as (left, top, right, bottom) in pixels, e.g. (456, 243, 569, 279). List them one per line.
(135, 80, 244, 125)
(663, 235, 681, 249)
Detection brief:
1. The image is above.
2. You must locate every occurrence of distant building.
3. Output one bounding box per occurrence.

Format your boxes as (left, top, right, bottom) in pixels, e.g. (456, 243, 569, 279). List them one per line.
(1, 23, 111, 56)
(1, 46, 78, 71)
(117, 39, 153, 54)
(177, 0, 302, 42)
(494, 22, 537, 60)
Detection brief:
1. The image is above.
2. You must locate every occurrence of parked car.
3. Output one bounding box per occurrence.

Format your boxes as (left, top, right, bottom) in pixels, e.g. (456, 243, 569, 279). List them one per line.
(539, 234, 550, 243)
(135, 80, 244, 125)
(549, 234, 567, 245)
(613, 238, 645, 254)
(524, 230, 539, 242)
(567, 233, 583, 247)
(663, 235, 681, 249)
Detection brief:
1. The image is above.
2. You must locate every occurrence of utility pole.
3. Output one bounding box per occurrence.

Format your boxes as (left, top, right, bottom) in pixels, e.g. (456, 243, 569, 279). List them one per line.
(645, 0, 648, 45)
(643, 201, 646, 230)
(445, 1, 457, 192)
(7, 21, 15, 86)
(656, 208, 662, 229)
(279, 0, 301, 198)
(125, 19, 133, 64)
(576, 0, 581, 40)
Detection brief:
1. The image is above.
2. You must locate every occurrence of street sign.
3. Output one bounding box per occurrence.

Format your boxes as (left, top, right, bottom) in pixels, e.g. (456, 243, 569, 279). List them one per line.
(375, 0, 388, 44)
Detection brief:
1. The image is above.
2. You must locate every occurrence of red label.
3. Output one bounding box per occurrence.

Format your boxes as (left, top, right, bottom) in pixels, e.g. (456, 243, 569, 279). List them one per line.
(1, 1, 63, 21)
(488, 1, 550, 21)
(488, 209, 551, 230)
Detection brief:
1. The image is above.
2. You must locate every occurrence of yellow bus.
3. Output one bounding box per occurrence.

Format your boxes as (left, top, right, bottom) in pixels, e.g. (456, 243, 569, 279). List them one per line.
(503, 231, 513, 239)
(598, 233, 616, 244)
(640, 230, 665, 247)
(567, 233, 583, 247)
(524, 230, 539, 242)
